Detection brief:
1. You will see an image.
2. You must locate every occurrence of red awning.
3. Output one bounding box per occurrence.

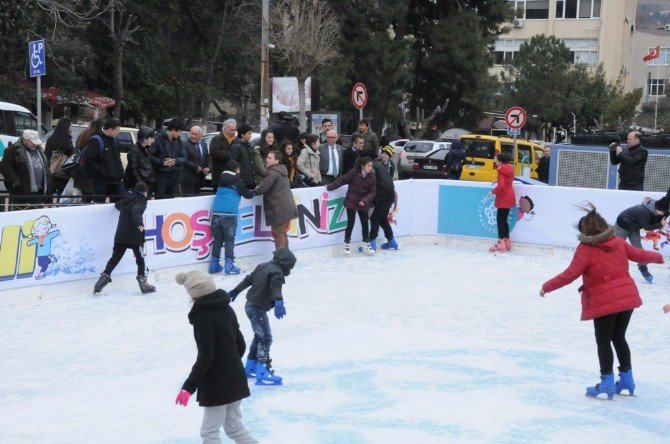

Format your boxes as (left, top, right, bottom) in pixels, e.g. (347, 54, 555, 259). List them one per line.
(83, 91, 115, 108)
(40, 88, 116, 108)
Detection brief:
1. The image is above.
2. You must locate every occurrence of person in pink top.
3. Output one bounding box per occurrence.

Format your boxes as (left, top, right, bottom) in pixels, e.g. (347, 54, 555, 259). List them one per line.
(540, 203, 663, 400)
(487, 153, 515, 252)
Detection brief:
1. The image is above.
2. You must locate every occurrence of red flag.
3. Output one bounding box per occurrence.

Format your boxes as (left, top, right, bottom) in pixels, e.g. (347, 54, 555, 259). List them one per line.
(643, 45, 661, 62)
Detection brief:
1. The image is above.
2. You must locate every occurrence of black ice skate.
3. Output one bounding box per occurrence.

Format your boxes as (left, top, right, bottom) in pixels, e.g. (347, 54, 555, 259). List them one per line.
(93, 273, 111, 294)
(136, 275, 156, 294)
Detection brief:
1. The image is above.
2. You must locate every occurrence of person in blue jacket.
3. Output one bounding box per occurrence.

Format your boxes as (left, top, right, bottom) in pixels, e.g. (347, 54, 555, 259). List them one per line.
(209, 160, 254, 274)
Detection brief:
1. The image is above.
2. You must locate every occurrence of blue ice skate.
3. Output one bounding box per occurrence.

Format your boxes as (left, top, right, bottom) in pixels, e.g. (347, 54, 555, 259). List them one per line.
(208, 256, 223, 274)
(245, 358, 257, 378)
(586, 374, 615, 400)
(225, 257, 241, 275)
(255, 360, 282, 386)
(381, 238, 398, 250)
(615, 369, 635, 396)
(639, 266, 653, 283)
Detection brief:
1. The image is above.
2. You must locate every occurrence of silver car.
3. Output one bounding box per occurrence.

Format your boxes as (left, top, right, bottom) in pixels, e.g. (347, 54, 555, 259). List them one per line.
(397, 140, 452, 179)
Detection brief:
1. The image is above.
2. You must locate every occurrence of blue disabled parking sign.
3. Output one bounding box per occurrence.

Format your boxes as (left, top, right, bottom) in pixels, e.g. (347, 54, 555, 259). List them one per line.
(29, 40, 46, 77)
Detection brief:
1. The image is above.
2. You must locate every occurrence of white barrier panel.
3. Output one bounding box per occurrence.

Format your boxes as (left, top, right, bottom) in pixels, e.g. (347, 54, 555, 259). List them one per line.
(0, 180, 664, 290)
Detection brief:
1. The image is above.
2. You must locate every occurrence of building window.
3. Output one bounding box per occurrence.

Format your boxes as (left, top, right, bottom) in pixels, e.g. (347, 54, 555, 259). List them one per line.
(647, 48, 670, 66)
(556, 0, 600, 19)
(493, 39, 525, 66)
(511, 0, 549, 20)
(563, 38, 598, 65)
(648, 78, 665, 96)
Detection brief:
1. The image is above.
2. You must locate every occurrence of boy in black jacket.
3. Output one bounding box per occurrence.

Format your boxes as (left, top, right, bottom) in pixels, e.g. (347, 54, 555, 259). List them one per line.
(93, 181, 156, 294)
(228, 247, 297, 386)
(174, 270, 256, 443)
(615, 196, 669, 283)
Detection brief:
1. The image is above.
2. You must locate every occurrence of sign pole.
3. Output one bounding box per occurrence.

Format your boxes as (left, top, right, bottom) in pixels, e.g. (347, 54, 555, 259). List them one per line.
(36, 76, 42, 137)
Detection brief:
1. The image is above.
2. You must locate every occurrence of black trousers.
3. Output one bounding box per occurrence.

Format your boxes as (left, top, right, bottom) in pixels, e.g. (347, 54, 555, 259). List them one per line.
(593, 309, 633, 375)
(344, 207, 369, 243)
(369, 199, 394, 241)
(103, 243, 145, 276)
(155, 174, 179, 199)
(496, 208, 510, 239)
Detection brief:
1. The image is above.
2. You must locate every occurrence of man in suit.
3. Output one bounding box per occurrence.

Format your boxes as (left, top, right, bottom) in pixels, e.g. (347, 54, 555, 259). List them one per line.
(319, 129, 343, 185)
(341, 134, 364, 175)
(180, 125, 210, 195)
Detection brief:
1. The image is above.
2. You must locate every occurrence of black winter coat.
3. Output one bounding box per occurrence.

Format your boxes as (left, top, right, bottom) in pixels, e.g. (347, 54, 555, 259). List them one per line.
(85, 132, 124, 184)
(181, 290, 250, 407)
(150, 132, 187, 176)
(610, 144, 648, 186)
(180, 139, 209, 186)
(372, 159, 395, 203)
(230, 139, 256, 188)
(124, 143, 156, 188)
(114, 188, 147, 246)
(616, 199, 666, 232)
(233, 248, 297, 310)
(537, 156, 550, 183)
(209, 133, 233, 190)
(341, 147, 360, 175)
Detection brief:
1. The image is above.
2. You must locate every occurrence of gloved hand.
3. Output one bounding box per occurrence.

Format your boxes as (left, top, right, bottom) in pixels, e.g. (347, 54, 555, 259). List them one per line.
(274, 300, 286, 319)
(229, 289, 239, 301)
(175, 389, 191, 406)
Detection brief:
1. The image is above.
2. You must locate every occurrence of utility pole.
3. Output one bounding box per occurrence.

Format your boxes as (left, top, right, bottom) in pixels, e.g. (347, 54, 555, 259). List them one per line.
(260, 0, 270, 130)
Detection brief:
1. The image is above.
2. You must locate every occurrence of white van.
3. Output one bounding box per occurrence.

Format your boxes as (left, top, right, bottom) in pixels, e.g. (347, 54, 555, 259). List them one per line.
(0, 101, 48, 158)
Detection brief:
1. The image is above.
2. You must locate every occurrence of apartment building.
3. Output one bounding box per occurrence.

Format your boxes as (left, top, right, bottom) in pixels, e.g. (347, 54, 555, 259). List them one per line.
(491, 0, 637, 88)
(631, 30, 670, 105)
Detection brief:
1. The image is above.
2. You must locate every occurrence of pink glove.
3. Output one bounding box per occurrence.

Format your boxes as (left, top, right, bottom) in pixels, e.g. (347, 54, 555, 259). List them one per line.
(175, 389, 191, 406)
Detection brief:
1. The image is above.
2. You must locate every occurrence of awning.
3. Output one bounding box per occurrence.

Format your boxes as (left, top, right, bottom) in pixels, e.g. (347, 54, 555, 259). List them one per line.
(40, 89, 116, 108)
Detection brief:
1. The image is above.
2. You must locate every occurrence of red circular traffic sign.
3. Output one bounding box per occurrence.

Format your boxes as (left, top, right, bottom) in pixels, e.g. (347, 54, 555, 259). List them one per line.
(352, 83, 368, 110)
(505, 106, 527, 129)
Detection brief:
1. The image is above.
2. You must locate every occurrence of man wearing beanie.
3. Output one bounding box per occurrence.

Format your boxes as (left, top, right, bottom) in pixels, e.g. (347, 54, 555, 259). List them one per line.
(615, 196, 670, 283)
(174, 269, 257, 443)
(444, 139, 465, 180)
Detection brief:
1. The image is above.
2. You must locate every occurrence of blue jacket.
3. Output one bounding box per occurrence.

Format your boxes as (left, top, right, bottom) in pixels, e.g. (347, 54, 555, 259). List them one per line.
(212, 171, 254, 215)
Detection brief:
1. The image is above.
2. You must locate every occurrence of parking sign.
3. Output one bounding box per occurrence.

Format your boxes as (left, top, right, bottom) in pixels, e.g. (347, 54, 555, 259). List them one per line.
(29, 40, 46, 77)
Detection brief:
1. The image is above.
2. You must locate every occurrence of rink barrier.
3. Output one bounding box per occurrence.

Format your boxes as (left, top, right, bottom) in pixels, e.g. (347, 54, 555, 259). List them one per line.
(0, 179, 665, 290)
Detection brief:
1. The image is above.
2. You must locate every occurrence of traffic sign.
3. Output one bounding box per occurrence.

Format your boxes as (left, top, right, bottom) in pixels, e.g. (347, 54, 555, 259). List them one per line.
(29, 39, 46, 77)
(352, 83, 368, 110)
(505, 106, 526, 129)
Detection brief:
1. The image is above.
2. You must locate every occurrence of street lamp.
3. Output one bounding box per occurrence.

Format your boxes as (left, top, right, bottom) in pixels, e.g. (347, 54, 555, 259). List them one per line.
(260, 0, 270, 130)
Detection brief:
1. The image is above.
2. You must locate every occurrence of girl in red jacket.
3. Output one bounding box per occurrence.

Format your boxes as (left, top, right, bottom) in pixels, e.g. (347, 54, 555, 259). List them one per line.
(488, 153, 515, 252)
(540, 204, 663, 400)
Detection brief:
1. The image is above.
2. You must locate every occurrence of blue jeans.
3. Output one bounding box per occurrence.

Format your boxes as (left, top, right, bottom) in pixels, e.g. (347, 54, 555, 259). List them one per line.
(245, 303, 272, 362)
(211, 214, 237, 260)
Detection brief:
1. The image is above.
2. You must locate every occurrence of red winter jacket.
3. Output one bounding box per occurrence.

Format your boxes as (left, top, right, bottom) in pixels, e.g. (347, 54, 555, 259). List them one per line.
(492, 163, 515, 209)
(541, 227, 663, 320)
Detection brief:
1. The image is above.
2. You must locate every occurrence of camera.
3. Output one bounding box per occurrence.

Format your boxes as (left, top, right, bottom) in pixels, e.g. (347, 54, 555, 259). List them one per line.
(608, 142, 619, 150)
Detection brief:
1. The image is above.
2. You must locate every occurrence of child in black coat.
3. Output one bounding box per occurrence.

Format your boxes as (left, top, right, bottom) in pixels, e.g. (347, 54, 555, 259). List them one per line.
(93, 181, 156, 294)
(228, 247, 297, 386)
(174, 270, 257, 443)
(615, 196, 669, 282)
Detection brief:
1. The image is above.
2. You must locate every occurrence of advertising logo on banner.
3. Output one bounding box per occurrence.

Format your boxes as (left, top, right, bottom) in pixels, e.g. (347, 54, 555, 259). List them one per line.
(437, 185, 519, 238)
(271, 77, 312, 113)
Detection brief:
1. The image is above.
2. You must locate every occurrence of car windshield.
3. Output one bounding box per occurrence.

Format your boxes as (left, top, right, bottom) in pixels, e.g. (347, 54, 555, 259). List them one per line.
(462, 139, 495, 159)
(404, 142, 434, 153)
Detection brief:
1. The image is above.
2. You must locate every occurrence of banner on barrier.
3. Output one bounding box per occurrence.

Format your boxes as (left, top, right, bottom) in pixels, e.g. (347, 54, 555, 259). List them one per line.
(0, 179, 666, 290)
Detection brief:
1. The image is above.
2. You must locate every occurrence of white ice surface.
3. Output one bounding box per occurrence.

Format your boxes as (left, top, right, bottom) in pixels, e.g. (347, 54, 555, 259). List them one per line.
(1, 237, 670, 443)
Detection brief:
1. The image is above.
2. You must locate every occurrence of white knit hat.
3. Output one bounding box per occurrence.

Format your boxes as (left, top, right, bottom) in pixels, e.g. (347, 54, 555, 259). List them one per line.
(175, 270, 216, 300)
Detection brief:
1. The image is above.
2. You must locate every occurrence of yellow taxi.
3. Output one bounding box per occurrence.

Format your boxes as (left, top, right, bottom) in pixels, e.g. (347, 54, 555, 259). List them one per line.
(459, 134, 544, 182)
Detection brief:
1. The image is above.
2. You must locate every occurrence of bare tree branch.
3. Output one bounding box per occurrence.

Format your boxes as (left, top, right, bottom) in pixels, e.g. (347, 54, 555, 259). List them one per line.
(35, 0, 109, 29)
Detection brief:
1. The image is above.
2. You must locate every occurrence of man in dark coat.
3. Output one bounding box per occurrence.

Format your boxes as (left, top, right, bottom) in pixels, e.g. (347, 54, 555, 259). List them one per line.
(361, 148, 398, 251)
(444, 139, 466, 180)
(0, 129, 50, 208)
(84, 118, 126, 203)
(341, 134, 364, 175)
(537, 145, 551, 183)
(124, 126, 156, 194)
(615, 196, 669, 282)
(209, 118, 237, 193)
(93, 182, 156, 294)
(229, 123, 257, 190)
(150, 118, 187, 199)
(269, 112, 300, 145)
(180, 125, 210, 195)
(609, 131, 648, 191)
(174, 269, 256, 443)
(253, 150, 298, 250)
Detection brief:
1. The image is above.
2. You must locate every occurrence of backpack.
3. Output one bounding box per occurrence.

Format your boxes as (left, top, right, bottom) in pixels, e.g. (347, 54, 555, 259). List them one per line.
(77, 134, 105, 179)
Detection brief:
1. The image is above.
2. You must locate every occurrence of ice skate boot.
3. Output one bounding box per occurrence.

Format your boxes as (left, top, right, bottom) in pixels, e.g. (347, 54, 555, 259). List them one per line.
(255, 359, 283, 386)
(136, 275, 156, 294)
(488, 239, 508, 253)
(380, 238, 398, 250)
(504, 238, 512, 251)
(245, 358, 257, 378)
(343, 242, 351, 256)
(362, 242, 375, 256)
(615, 368, 635, 396)
(93, 273, 111, 294)
(639, 265, 653, 283)
(224, 257, 241, 275)
(358, 239, 377, 253)
(586, 373, 615, 400)
(208, 256, 223, 274)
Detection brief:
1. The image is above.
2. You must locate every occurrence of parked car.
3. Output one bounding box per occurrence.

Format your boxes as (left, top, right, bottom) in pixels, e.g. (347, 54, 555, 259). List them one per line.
(460, 134, 543, 182)
(0, 101, 49, 156)
(397, 140, 452, 179)
(407, 148, 451, 179)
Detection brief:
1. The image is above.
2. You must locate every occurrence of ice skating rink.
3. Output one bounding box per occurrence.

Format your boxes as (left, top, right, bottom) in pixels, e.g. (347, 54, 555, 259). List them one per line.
(1, 238, 670, 443)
